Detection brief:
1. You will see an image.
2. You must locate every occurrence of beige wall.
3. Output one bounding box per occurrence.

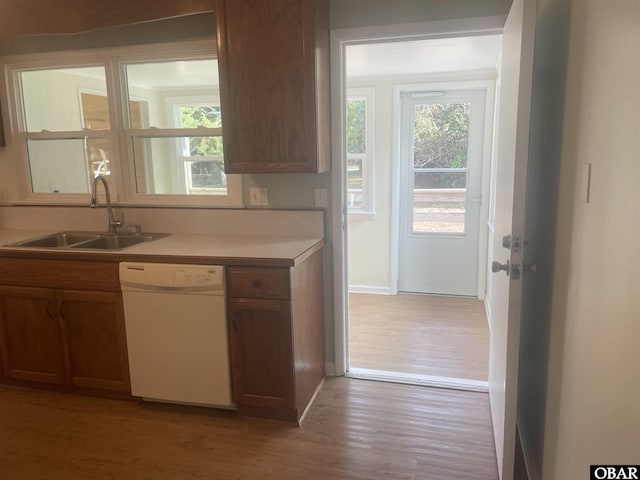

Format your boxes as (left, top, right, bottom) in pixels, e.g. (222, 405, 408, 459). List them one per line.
(544, 1, 640, 477)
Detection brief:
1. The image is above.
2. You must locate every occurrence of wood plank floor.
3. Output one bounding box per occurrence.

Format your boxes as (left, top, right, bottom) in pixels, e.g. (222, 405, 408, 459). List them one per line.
(0, 378, 498, 480)
(349, 294, 490, 381)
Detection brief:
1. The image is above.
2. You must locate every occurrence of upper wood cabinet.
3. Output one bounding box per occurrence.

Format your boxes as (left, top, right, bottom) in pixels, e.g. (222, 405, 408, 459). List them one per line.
(215, 0, 330, 173)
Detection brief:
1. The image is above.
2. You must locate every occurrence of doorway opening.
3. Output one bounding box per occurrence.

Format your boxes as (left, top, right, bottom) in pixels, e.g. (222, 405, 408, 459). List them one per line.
(342, 35, 502, 390)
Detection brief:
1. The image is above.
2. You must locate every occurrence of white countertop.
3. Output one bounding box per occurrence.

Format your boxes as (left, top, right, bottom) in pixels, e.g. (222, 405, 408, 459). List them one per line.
(0, 229, 323, 266)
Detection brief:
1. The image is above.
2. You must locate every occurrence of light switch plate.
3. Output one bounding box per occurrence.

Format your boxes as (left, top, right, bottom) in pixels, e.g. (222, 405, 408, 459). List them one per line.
(314, 188, 328, 208)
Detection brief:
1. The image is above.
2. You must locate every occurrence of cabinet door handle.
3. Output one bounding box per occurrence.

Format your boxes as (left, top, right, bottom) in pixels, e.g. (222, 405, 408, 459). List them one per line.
(252, 279, 262, 289)
(232, 319, 239, 332)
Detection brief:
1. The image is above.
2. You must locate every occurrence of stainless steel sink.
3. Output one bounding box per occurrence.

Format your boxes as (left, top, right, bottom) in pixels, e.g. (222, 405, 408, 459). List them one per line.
(71, 234, 158, 250)
(5, 231, 169, 251)
(9, 232, 101, 248)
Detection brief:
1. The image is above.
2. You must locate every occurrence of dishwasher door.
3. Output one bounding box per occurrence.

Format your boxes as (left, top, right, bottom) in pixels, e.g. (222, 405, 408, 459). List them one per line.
(120, 263, 232, 408)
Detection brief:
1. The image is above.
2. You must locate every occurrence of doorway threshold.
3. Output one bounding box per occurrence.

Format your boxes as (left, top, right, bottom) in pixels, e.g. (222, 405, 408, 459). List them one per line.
(346, 367, 488, 393)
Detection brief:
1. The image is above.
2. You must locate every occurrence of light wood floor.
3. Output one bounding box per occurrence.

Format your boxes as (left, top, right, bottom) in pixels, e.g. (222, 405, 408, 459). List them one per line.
(349, 293, 490, 382)
(0, 378, 498, 480)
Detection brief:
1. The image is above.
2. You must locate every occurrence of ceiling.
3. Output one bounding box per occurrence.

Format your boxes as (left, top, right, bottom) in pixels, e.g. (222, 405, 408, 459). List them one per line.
(346, 34, 503, 79)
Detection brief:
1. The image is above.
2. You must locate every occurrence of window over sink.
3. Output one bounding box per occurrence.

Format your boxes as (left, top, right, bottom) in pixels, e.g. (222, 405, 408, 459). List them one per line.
(1, 40, 243, 207)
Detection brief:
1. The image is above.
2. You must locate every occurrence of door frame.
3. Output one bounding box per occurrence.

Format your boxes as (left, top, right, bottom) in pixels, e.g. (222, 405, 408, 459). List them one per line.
(330, 16, 505, 376)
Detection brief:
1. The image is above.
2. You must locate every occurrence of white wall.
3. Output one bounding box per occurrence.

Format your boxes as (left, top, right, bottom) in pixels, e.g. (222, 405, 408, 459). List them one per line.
(346, 81, 393, 292)
(543, 1, 640, 477)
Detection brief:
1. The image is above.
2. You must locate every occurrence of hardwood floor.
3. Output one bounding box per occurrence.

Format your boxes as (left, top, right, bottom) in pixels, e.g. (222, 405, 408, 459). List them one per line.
(0, 378, 498, 480)
(349, 293, 490, 382)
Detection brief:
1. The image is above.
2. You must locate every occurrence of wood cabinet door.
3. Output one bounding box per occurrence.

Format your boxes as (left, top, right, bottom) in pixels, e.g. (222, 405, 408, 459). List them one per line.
(216, 0, 328, 173)
(58, 290, 130, 392)
(0, 286, 66, 384)
(228, 298, 294, 414)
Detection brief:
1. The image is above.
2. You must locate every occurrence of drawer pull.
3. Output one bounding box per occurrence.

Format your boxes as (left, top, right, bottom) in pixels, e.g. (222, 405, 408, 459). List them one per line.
(252, 280, 262, 289)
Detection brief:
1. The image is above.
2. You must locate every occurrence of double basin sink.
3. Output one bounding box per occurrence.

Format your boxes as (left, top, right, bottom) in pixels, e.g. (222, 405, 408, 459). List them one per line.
(6, 231, 169, 251)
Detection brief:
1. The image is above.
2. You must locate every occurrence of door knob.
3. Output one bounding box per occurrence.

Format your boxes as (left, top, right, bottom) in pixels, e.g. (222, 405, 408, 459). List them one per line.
(492, 260, 510, 275)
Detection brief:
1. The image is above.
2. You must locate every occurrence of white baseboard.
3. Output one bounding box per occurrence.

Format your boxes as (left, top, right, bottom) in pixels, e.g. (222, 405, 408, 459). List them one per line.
(517, 414, 541, 480)
(325, 362, 336, 376)
(348, 285, 393, 295)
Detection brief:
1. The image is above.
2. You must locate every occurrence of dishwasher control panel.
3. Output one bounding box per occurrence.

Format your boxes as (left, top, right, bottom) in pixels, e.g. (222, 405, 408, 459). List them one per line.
(119, 262, 224, 292)
(173, 267, 220, 288)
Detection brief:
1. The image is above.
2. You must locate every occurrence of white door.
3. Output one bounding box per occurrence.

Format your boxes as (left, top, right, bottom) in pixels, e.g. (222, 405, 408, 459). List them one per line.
(488, 0, 537, 479)
(398, 88, 486, 295)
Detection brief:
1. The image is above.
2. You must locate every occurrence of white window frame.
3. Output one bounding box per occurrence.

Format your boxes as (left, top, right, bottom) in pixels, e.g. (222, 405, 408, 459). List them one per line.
(346, 87, 375, 215)
(0, 40, 243, 208)
(3, 57, 115, 202)
(168, 96, 227, 196)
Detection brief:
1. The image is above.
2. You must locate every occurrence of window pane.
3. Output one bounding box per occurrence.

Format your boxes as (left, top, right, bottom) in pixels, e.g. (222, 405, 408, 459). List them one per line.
(413, 172, 466, 234)
(347, 155, 364, 209)
(413, 102, 470, 169)
(132, 136, 226, 195)
(21, 67, 107, 132)
(125, 59, 219, 129)
(27, 138, 102, 193)
(347, 98, 367, 154)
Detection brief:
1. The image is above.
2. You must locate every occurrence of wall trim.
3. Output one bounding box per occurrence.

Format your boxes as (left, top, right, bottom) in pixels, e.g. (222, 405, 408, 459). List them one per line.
(325, 362, 336, 377)
(348, 285, 393, 295)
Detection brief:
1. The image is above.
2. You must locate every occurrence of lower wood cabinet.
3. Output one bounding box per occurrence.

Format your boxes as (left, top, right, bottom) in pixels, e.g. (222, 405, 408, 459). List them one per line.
(0, 286, 66, 384)
(58, 290, 129, 392)
(228, 298, 294, 413)
(0, 259, 130, 395)
(226, 247, 325, 422)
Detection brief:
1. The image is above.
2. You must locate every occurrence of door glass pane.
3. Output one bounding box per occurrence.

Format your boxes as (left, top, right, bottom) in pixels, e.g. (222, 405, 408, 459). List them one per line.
(131, 136, 226, 195)
(20, 67, 108, 132)
(413, 102, 470, 169)
(413, 172, 467, 234)
(27, 139, 97, 193)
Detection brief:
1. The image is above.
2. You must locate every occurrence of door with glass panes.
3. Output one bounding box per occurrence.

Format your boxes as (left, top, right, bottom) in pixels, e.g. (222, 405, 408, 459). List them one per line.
(398, 88, 486, 296)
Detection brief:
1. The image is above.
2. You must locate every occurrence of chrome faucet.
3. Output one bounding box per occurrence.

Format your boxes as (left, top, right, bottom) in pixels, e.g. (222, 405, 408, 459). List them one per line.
(90, 175, 123, 233)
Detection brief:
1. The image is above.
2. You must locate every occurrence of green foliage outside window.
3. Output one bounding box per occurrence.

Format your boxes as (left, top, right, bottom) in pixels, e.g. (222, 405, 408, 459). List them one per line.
(413, 102, 470, 188)
(347, 98, 366, 155)
(180, 105, 223, 156)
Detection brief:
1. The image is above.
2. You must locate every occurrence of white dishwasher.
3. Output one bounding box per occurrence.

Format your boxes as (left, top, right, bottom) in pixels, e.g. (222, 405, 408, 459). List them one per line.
(119, 262, 233, 408)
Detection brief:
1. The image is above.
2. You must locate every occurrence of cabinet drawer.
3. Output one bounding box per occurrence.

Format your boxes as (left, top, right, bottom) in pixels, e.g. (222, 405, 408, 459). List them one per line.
(0, 258, 120, 291)
(227, 267, 290, 300)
